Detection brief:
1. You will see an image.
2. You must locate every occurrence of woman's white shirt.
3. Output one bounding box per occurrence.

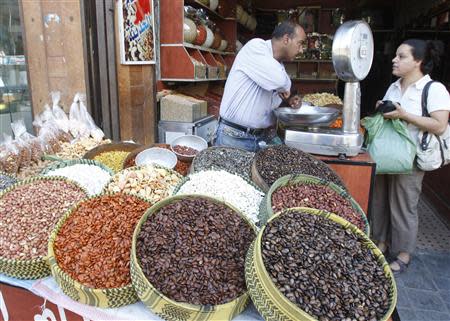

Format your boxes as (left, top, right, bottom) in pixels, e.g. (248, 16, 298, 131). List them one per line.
(383, 74, 450, 142)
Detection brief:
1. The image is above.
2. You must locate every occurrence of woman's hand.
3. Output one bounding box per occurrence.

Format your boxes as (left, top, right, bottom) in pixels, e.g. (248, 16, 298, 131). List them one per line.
(375, 100, 383, 109)
(383, 102, 407, 120)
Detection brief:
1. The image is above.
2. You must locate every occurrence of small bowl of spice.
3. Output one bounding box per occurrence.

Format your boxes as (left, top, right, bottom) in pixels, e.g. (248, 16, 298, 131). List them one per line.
(170, 135, 207, 162)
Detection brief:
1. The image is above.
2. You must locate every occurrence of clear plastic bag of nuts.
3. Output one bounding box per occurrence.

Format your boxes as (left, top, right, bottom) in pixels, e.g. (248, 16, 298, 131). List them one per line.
(11, 119, 36, 166)
(38, 124, 62, 154)
(0, 134, 21, 174)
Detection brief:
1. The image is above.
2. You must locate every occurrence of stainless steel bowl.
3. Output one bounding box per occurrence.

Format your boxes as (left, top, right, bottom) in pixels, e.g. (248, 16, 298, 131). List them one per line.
(170, 135, 208, 162)
(274, 106, 340, 127)
(135, 147, 177, 169)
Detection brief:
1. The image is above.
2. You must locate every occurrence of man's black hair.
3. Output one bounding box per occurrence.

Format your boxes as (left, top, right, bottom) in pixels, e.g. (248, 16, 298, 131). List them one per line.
(272, 20, 301, 39)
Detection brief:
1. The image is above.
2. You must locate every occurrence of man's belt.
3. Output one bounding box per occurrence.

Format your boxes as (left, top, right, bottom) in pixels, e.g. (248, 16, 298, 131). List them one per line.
(219, 118, 269, 135)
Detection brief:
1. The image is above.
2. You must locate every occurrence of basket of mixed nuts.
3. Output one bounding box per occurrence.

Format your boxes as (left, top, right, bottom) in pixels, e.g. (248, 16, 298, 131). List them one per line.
(245, 207, 397, 321)
(103, 165, 182, 204)
(131, 195, 257, 321)
(0, 176, 88, 279)
(260, 174, 370, 235)
(48, 192, 152, 308)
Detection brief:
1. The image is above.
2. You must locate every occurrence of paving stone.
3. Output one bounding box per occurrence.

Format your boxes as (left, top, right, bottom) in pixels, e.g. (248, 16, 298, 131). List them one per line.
(433, 276, 450, 291)
(414, 309, 450, 321)
(397, 307, 418, 321)
(396, 285, 412, 308)
(406, 289, 448, 313)
(439, 290, 450, 312)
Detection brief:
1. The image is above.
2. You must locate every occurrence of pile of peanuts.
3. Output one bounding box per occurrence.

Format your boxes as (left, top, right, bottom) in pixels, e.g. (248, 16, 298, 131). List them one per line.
(54, 138, 112, 160)
(105, 165, 182, 204)
(54, 193, 151, 288)
(0, 179, 87, 259)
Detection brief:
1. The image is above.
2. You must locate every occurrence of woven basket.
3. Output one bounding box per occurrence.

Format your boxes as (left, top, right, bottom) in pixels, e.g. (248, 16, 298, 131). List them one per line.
(260, 174, 370, 235)
(48, 192, 152, 308)
(172, 170, 266, 226)
(42, 154, 64, 162)
(131, 194, 257, 321)
(0, 176, 88, 279)
(190, 146, 255, 178)
(83, 142, 142, 160)
(41, 158, 114, 176)
(245, 207, 397, 321)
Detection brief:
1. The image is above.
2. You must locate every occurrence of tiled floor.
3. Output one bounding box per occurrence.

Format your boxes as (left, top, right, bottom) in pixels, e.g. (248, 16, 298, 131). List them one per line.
(395, 195, 450, 321)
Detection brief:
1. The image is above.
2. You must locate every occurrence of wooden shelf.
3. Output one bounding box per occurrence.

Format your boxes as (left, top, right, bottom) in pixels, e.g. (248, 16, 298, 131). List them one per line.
(292, 59, 333, 63)
(180, 43, 235, 55)
(184, 0, 233, 20)
(292, 77, 337, 82)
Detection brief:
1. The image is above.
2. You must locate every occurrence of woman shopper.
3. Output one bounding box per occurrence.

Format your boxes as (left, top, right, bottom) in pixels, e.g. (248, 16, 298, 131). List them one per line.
(372, 39, 450, 274)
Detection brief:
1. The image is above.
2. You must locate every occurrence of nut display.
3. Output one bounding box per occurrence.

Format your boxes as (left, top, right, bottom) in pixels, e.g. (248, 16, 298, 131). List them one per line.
(16, 160, 56, 180)
(105, 165, 182, 204)
(54, 194, 151, 288)
(303, 93, 342, 107)
(44, 164, 112, 196)
(172, 145, 198, 156)
(94, 151, 130, 173)
(255, 145, 346, 189)
(262, 209, 391, 321)
(54, 138, 112, 160)
(272, 183, 364, 230)
(192, 147, 254, 178)
(136, 197, 255, 305)
(175, 170, 264, 224)
(0, 179, 87, 259)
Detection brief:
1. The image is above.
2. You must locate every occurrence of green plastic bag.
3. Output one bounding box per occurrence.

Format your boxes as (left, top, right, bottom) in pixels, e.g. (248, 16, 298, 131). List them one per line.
(362, 113, 416, 174)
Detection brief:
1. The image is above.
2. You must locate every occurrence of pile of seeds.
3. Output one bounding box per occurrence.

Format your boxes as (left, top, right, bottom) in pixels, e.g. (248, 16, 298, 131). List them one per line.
(54, 138, 112, 159)
(255, 145, 345, 188)
(44, 164, 112, 195)
(272, 184, 364, 230)
(0, 173, 16, 191)
(55, 194, 150, 288)
(192, 147, 254, 178)
(262, 209, 391, 321)
(172, 145, 198, 156)
(175, 170, 264, 224)
(105, 165, 182, 204)
(137, 197, 255, 305)
(94, 151, 130, 173)
(0, 179, 87, 259)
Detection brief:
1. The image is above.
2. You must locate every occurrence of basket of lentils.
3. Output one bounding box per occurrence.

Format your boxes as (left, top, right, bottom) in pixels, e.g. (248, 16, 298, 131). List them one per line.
(245, 207, 397, 321)
(48, 192, 152, 308)
(131, 195, 257, 321)
(260, 174, 369, 235)
(0, 176, 87, 279)
(252, 145, 346, 192)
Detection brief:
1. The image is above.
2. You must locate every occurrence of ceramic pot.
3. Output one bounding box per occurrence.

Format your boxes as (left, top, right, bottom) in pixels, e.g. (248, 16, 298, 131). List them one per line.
(193, 24, 207, 46)
(203, 25, 215, 48)
(209, 0, 219, 11)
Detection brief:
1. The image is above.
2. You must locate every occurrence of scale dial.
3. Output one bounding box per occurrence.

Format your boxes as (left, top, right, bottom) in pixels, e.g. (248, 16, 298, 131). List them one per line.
(332, 21, 374, 82)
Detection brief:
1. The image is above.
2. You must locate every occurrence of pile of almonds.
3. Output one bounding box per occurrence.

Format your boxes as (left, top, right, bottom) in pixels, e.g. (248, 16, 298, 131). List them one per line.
(105, 165, 182, 204)
(0, 179, 87, 259)
(54, 194, 151, 288)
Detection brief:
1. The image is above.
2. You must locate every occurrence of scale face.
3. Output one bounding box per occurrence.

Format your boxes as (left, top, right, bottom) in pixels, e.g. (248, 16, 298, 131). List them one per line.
(284, 20, 374, 157)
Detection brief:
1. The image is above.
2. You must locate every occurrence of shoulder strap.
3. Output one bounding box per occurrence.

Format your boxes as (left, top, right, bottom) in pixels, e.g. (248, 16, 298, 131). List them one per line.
(421, 80, 436, 117)
(420, 81, 436, 151)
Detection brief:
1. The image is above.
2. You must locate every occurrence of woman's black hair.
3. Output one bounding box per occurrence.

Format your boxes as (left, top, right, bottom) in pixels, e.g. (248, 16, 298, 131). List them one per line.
(402, 39, 444, 74)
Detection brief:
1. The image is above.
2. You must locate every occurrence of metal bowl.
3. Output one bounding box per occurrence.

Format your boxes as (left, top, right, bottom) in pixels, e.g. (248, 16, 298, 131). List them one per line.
(170, 135, 208, 162)
(274, 106, 340, 127)
(135, 147, 177, 169)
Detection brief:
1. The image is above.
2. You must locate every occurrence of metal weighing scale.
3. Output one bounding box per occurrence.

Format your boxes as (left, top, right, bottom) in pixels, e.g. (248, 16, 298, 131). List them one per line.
(284, 20, 374, 156)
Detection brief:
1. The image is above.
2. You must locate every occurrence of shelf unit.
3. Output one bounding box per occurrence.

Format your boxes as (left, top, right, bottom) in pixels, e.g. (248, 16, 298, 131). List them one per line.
(159, 0, 237, 81)
(284, 59, 337, 87)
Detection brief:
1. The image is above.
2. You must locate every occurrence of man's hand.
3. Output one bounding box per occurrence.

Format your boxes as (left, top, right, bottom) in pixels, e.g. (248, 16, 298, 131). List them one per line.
(279, 90, 290, 100)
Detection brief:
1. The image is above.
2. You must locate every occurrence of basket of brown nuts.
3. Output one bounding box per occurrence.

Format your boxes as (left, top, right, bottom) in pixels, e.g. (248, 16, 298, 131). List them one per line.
(48, 192, 152, 308)
(0, 176, 88, 279)
(131, 195, 257, 321)
(245, 207, 397, 321)
(260, 174, 369, 235)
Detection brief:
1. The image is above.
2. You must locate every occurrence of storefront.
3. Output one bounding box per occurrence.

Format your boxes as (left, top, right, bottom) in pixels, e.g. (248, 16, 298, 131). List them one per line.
(1, 0, 450, 320)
